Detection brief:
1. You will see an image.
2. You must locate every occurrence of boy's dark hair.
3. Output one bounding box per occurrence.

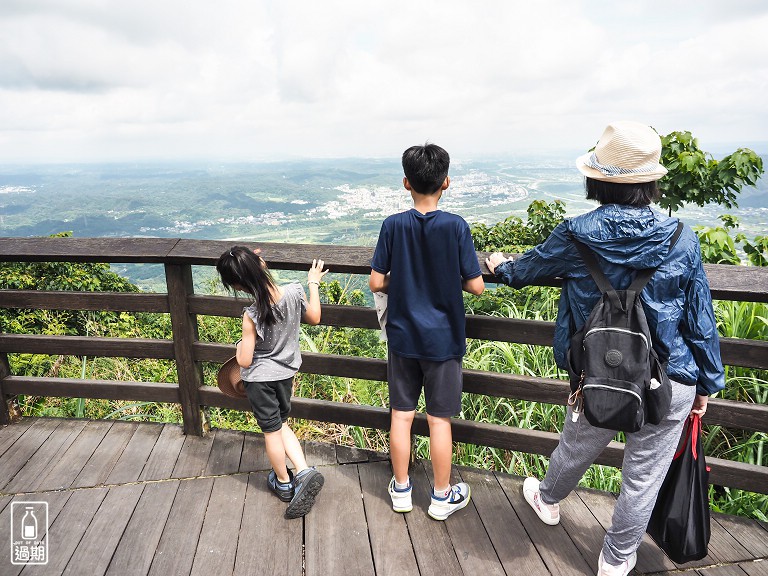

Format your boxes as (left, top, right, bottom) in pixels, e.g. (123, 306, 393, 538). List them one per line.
(402, 143, 450, 195)
(585, 177, 660, 207)
(216, 245, 277, 326)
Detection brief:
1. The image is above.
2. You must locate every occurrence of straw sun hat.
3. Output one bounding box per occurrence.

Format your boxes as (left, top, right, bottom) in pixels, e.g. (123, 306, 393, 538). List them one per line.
(576, 121, 668, 184)
(217, 356, 247, 398)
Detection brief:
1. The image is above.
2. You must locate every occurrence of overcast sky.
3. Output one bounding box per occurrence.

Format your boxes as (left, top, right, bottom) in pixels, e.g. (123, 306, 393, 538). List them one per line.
(1, 1, 766, 163)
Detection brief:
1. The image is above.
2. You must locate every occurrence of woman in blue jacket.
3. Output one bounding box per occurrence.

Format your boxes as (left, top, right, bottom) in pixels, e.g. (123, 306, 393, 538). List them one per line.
(486, 121, 724, 576)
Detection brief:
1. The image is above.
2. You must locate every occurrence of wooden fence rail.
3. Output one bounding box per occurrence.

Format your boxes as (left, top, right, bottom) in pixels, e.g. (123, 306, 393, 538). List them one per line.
(1, 237, 767, 494)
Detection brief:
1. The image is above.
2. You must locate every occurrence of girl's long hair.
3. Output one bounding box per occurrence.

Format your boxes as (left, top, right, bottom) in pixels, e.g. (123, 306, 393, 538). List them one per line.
(216, 246, 277, 326)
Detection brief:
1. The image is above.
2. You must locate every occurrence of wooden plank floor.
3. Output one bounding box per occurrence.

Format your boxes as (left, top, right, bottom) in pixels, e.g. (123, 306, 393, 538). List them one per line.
(0, 418, 766, 576)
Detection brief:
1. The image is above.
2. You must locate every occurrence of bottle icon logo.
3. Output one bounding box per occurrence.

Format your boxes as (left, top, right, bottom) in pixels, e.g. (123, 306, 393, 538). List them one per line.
(10, 501, 48, 565)
(22, 507, 38, 540)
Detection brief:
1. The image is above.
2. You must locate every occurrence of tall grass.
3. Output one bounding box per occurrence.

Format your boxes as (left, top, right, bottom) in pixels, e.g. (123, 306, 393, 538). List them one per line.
(708, 300, 768, 519)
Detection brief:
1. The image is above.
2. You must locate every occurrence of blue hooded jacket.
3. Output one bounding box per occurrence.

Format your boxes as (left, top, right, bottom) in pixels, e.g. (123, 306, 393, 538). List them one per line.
(494, 204, 725, 396)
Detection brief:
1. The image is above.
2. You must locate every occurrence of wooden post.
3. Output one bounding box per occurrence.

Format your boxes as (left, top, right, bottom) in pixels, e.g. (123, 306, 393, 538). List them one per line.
(165, 263, 204, 436)
(0, 352, 11, 425)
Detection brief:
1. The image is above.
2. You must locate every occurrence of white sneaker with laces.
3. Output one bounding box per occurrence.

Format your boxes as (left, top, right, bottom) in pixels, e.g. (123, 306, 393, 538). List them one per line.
(428, 482, 471, 521)
(522, 477, 560, 525)
(387, 476, 413, 513)
(597, 550, 637, 576)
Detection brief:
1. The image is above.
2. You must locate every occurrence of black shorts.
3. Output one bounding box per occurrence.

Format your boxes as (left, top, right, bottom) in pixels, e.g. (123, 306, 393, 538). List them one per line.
(387, 351, 463, 417)
(244, 377, 293, 433)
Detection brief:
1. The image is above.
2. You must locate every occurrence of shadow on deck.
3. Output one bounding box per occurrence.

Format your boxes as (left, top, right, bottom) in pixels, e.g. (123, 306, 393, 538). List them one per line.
(1, 418, 766, 576)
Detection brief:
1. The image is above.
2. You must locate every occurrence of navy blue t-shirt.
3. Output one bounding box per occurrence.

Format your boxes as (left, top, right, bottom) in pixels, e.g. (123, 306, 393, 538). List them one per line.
(371, 209, 482, 360)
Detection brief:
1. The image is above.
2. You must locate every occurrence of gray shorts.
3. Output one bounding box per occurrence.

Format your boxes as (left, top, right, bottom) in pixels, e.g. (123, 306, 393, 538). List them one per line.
(387, 351, 463, 417)
(244, 377, 293, 433)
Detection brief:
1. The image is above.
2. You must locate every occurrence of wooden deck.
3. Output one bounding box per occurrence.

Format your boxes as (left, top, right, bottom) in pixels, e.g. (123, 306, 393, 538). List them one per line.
(0, 418, 766, 576)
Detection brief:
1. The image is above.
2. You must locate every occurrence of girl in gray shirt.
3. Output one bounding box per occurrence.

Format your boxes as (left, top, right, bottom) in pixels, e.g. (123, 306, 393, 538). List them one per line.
(217, 246, 328, 518)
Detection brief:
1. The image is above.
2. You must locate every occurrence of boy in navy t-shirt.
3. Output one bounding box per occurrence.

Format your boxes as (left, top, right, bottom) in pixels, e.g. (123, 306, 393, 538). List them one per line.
(369, 143, 484, 520)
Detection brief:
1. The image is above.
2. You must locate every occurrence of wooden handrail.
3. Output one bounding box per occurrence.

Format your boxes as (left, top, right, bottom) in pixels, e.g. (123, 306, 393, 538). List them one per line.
(1, 237, 767, 495)
(2, 335, 766, 434)
(3, 293, 767, 369)
(1, 236, 767, 301)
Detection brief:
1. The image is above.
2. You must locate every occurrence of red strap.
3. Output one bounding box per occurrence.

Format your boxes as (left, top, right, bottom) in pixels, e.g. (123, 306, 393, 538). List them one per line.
(673, 417, 694, 460)
(690, 414, 700, 461)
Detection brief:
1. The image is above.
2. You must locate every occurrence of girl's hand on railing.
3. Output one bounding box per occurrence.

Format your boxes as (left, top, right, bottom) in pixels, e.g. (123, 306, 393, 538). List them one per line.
(308, 259, 329, 285)
(303, 259, 328, 325)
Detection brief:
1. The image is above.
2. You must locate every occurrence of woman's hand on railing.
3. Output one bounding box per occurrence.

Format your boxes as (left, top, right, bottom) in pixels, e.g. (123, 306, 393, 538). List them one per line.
(485, 252, 512, 275)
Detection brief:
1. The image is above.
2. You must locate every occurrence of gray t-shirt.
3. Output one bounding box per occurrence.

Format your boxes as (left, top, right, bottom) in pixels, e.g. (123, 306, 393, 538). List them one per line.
(240, 282, 307, 382)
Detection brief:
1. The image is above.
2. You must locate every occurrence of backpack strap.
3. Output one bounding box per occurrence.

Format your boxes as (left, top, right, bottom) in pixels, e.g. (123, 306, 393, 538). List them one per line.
(570, 236, 625, 310)
(571, 237, 616, 295)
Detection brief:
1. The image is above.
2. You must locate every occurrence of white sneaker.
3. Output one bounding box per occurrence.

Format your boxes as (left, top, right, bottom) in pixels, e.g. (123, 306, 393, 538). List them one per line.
(522, 477, 560, 525)
(388, 476, 413, 513)
(597, 550, 637, 576)
(428, 482, 471, 520)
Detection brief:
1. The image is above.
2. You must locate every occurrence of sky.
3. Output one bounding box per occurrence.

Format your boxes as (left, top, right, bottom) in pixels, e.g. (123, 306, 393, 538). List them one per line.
(0, 0, 767, 163)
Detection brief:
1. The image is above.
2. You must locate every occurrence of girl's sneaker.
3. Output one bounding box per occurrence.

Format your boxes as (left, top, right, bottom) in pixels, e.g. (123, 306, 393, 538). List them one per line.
(387, 476, 413, 512)
(267, 469, 294, 502)
(286, 467, 324, 518)
(428, 482, 471, 520)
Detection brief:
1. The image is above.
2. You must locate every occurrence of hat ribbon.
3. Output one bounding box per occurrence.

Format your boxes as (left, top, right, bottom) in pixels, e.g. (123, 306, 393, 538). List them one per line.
(585, 152, 660, 177)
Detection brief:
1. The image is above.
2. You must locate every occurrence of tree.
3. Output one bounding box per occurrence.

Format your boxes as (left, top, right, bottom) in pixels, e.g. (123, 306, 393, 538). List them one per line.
(470, 199, 566, 253)
(694, 215, 742, 265)
(694, 215, 768, 267)
(742, 235, 768, 267)
(0, 233, 139, 337)
(658, 131, 764, 216)
(469, 200, 565, 317)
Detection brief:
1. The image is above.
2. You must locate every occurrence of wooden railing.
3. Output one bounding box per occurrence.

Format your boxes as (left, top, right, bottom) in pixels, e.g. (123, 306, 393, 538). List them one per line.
(1, 237, 767, 494)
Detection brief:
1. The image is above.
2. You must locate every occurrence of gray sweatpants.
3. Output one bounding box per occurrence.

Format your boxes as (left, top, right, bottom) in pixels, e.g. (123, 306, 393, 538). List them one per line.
(539, 380, 697, 566)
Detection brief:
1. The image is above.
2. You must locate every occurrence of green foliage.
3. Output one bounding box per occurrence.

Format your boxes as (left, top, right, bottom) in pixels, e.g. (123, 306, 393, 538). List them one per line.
(0, 232, 168, 399)
(693, 215, 768, 266)
(0, 232, 138, 293)
(0, 232, 140, 339)
(302, 278, 386, 358)
(197, 313, 240, 344)
(695, 220, 742, 265)
(465, 284, 560, 322)
(715, 300, 768, 343)
(319, 278, 367, 307)
(526, 199, 567, 244)
(13, 352, 182, 423)
(742, 235, 768, 267)
(711, 299, 767, 520)
(658, 131, 764, 215)
(470, 199, 566, 253)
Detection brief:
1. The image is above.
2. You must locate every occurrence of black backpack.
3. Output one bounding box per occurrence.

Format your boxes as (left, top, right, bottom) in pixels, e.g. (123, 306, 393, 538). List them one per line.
(566, 222, 683, 432)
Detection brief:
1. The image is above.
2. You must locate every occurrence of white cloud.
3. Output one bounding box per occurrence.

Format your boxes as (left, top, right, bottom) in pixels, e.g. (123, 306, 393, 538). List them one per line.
(0, 0, 765, 162)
